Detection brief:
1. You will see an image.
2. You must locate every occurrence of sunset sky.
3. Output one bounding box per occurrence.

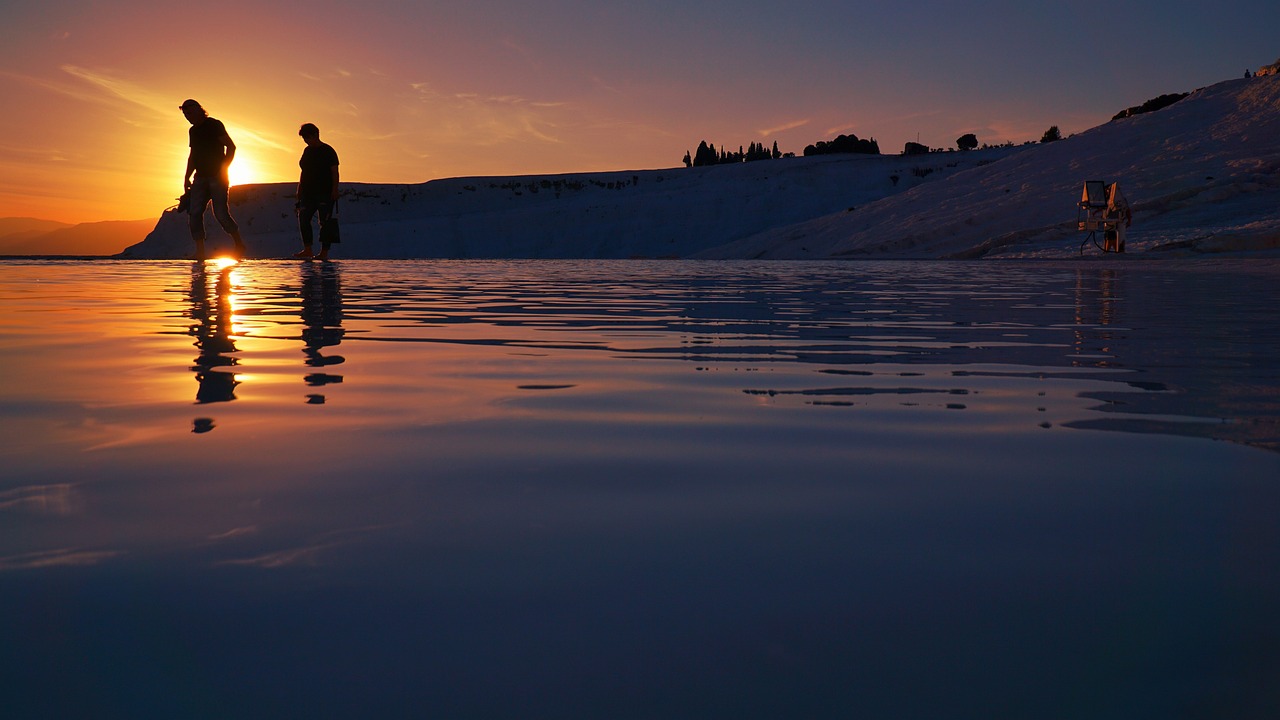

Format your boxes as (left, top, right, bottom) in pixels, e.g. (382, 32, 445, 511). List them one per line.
(2, 0, 1277, 224)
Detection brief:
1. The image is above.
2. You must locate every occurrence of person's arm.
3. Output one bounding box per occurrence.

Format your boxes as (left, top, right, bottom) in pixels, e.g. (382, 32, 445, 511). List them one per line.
(184, 152, 195, 190)
(221, 129, 237, 170)
(330, 164, 340, 201)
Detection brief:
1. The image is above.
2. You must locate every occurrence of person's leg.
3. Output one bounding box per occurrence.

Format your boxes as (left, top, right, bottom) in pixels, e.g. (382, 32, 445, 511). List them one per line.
(316, 201, 334, 260)
(187, 180, 212, 260)
(209, 182, 246, 257)
(295, 203, 318, 258)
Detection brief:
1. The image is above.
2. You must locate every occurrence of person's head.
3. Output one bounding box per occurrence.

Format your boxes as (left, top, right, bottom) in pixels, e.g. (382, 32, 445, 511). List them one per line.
(299, 123, 320, 143)
(180, 99, 207, 124)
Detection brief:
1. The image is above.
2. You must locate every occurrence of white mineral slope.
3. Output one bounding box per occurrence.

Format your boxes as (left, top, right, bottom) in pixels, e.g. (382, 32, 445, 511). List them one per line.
(121, 75, 1280, 261)
(696, 74, 1280, 259)
(119, 147, 1021, 259)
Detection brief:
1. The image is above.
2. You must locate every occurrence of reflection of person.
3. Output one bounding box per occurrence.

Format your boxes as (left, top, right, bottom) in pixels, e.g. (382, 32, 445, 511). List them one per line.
(300, 262, 345, 403)
(293, 123, 341, 261)
(181, 99, 248, 260)
(187, 262, 239, 409)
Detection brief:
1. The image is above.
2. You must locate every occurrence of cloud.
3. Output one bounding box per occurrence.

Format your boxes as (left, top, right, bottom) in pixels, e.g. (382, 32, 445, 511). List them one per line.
(401, 81, 571, 146)
(214, 525, 390, 569)
(207, 525, 259, 541)
(59, 65, 175, 119)
(48, 66, 292, 154)
(217, 543, 332, 568)
(758, 119, 810, 137)
(823, 109, 947, 140)
(0, 483, 79, 515)
(0, 68, 105, 106)
(233, 127, 293, 154)
(521, 116, 563, 145)
(0, 143, 71, 163)
(0, 548, 123, 571)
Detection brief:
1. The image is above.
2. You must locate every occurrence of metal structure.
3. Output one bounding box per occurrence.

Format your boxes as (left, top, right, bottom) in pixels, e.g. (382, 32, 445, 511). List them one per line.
(1077, 180, 1129, 254)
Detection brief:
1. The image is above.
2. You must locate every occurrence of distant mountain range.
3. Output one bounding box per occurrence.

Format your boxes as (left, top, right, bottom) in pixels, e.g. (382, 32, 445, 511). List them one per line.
(0, 218, 156, 256)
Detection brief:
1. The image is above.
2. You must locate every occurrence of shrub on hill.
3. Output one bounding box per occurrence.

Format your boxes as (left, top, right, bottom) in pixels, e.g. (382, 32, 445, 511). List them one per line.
(956, 133, 978, 151)
(688, 140, 781, 167)
(804, 134, 880, 157)
(1040, 126, 1062, 143)
(1111, 92, 1190, 120)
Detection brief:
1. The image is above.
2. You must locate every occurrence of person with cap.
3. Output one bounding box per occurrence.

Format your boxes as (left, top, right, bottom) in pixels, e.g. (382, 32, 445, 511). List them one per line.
(293, 123, 340, 260)
(180, 99, 247, 259)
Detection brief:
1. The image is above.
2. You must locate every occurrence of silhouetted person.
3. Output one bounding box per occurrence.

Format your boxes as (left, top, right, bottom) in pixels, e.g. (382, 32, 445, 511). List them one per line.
(181, 99, 247, 260)
(293, 123, 340, 261)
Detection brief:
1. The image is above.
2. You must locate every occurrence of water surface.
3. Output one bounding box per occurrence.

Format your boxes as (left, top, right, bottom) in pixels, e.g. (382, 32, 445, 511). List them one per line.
(2, 259, 1278, 719)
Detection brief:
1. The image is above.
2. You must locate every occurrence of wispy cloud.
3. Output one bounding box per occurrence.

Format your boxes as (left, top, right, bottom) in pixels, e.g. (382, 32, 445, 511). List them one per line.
(207, 525, 259, 541)
(588, 74, 624, 95)
(0, 68, 104, 106)
(758, 119, 810, 137)
(0, 143, 72, 163)
(405, 81, 571, 146)
(59, 65, 175, 119)
(217, 543, 332, 568)
(214, 525, 390, 569)
(234, 127, 293, 153)
(521, 117, 563, 145)
(0, 483, 79, 515)
(828, 109, 943, 138)
(0, 548, 123, 571)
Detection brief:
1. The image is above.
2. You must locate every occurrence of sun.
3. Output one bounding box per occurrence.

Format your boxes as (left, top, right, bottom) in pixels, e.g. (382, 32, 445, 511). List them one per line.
(228, 154, 263, 187)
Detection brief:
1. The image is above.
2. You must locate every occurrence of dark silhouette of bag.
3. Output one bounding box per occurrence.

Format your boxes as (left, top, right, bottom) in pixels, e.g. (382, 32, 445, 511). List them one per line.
(320, 203, 341, 244)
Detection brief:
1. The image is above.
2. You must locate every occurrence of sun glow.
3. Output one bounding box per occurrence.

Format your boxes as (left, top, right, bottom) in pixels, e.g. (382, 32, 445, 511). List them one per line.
(228, 155, 263, 187)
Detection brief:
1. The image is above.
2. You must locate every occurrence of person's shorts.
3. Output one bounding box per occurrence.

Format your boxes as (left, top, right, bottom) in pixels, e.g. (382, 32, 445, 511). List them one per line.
(187, 176, 229, 214)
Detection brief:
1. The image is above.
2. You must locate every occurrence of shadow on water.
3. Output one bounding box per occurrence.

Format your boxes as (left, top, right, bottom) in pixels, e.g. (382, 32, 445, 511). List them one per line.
(183, 260, 348, 418)
(300, 261, 344, 404)
(187, 262, 238, 425)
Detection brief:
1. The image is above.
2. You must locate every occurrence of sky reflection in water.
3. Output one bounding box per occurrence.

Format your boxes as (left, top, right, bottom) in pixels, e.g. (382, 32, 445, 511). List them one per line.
(1, 259, 1278, 719)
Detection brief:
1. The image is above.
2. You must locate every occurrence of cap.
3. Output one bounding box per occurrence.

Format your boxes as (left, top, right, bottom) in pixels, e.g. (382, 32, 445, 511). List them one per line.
(179, 99, 202, 111)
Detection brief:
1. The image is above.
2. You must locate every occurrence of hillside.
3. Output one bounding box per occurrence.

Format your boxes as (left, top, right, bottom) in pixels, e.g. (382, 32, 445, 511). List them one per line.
(699, 75, 1280, 258)
(119, 149, 1020, 259)
(119, 74, 1280, 260)
(0, 218, 72, 237)
(1, 219, 155, 256)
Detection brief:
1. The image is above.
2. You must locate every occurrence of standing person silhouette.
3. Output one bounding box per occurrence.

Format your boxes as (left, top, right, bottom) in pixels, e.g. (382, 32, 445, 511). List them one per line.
(293, 123, 340, 261)
(180, 99, 247, 260)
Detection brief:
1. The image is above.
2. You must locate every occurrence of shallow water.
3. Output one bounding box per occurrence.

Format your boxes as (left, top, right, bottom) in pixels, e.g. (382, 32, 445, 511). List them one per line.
(2, 258, 1278, 718)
